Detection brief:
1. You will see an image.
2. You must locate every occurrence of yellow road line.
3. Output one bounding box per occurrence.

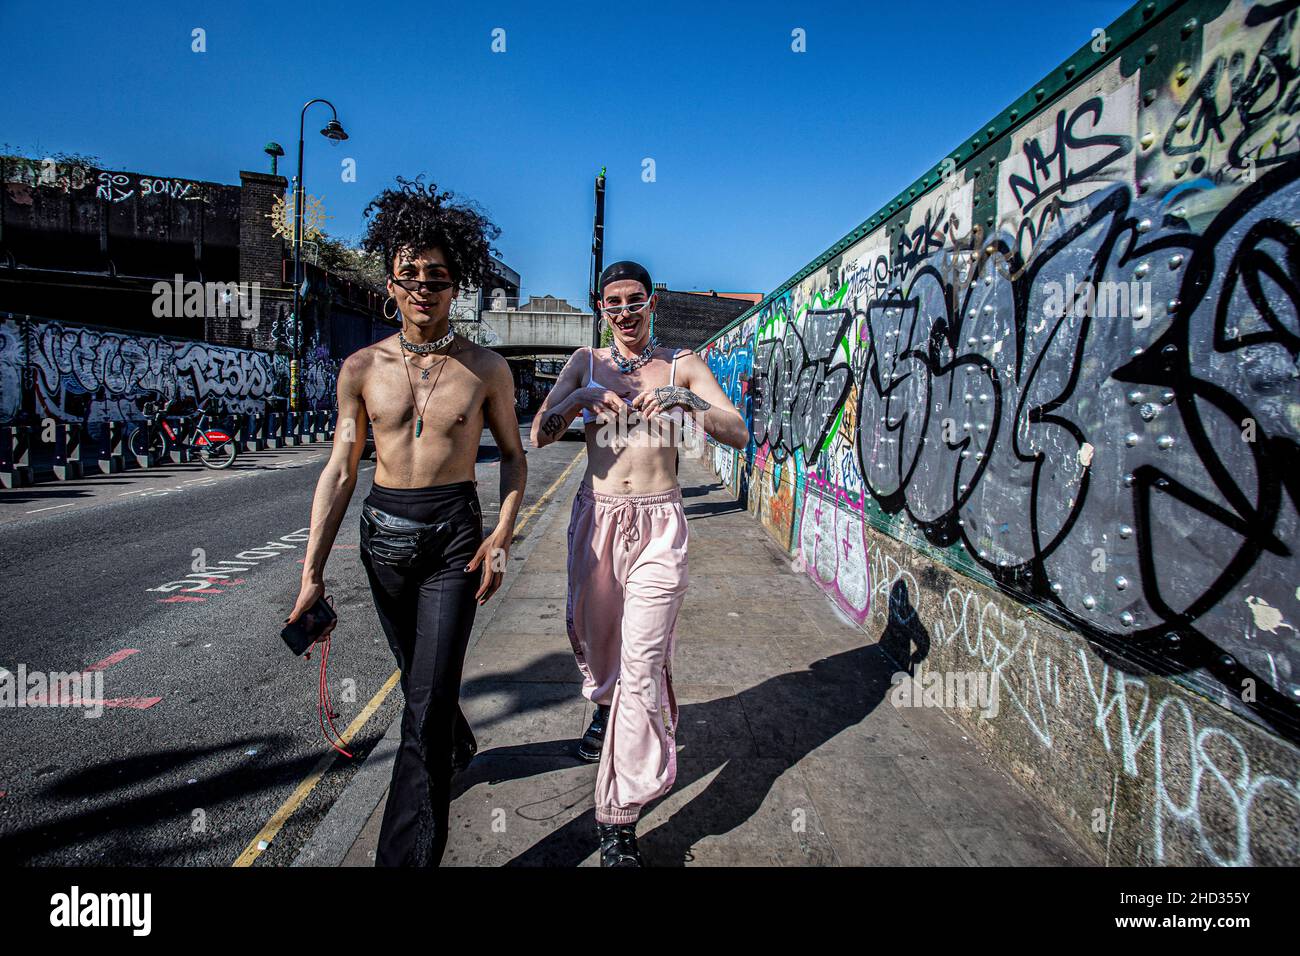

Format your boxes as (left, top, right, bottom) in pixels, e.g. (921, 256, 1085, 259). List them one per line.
(512, 445, 586, 542)
(232, 444, 585, 866)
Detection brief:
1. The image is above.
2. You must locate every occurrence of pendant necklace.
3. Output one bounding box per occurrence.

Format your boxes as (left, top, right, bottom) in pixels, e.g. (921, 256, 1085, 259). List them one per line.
(402, 339, 453, 438)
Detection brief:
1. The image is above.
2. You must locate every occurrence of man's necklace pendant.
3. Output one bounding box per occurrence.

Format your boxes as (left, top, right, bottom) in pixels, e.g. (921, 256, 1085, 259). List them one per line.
(420, 367, 431, 380)
(415, 417, 423, 438)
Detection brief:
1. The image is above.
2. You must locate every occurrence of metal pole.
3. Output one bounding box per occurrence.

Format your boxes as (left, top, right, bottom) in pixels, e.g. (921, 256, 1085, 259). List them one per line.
(590, 166, 605, 347)
(290, 98, 343, 413)
(291, 122, 304, 412)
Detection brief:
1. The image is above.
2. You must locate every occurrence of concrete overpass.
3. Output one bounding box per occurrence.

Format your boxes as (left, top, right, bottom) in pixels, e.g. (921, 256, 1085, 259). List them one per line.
(479, 307, 593, 357)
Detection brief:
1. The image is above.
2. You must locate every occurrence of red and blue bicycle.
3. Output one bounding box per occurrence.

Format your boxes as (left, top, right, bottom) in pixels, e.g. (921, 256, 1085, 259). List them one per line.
(128, 397, 238, 469)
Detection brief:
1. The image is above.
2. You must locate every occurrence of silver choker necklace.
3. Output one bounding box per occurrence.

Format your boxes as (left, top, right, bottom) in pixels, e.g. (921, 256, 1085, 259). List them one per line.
(400, 328, 454, 354)
(611, 334, 659, 373)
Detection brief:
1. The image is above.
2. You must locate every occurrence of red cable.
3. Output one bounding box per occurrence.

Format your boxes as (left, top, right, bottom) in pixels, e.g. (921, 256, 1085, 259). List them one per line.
(311, 619, 353, 759)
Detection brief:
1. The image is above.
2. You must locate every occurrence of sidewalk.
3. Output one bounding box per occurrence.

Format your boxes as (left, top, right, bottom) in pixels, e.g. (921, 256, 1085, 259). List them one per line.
(309, 451, 1090, 867)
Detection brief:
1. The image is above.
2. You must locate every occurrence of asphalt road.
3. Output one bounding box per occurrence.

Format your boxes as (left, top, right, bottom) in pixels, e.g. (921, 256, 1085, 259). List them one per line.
(0, 417, 585, 865)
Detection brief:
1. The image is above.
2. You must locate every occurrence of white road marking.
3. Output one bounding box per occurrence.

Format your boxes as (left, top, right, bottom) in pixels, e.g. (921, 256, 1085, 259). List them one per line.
(25, 502, 75, 514)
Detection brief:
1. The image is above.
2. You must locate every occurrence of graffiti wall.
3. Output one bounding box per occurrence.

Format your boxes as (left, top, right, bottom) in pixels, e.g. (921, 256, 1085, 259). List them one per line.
(698, 0, 1300, 864)
(0, 316, 341, 425)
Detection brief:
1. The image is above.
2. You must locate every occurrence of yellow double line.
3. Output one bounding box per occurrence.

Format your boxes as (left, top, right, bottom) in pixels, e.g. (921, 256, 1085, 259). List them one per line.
(233, 447, 586, 866)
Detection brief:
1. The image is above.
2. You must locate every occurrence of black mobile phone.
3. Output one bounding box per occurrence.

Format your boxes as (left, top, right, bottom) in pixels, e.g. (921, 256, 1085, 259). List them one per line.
(280, 595, 337, 656)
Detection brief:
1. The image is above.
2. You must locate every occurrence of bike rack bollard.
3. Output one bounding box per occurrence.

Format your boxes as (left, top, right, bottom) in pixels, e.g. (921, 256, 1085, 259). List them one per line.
(53, 423, 84, 481)
(314, 410, 330, 442)
(0, 425, 34, 488)
(231, 413, 246, 451)
(131, 421, 155, 469)
(98, 421, 124, 474)
(250, 413, 266, 452)
(169, 416, 191, 464)
(265, 412, 283, 449)
(285, 411, 301, 447)
(302, 410, 317, 444)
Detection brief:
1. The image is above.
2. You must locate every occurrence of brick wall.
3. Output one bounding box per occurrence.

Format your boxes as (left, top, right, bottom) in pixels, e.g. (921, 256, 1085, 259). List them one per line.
(205, 170, 289, 351)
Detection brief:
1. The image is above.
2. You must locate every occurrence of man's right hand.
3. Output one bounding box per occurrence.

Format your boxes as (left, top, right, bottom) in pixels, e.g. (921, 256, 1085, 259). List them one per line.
(287, 578, 334, 637)
(566, 387, 625, 421)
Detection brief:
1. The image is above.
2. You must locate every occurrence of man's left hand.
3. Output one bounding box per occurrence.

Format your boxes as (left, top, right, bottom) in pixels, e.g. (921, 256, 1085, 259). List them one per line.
(466, 527, 511, 604)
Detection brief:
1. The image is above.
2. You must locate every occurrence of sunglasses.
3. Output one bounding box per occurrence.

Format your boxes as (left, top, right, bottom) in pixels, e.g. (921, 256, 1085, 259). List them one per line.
(390, 275, 455, 293)
(602, 298, 652, 316)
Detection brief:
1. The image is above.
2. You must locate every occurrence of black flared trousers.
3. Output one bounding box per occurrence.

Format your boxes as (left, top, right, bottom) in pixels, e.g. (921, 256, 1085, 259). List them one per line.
(359, 480, 482, 867)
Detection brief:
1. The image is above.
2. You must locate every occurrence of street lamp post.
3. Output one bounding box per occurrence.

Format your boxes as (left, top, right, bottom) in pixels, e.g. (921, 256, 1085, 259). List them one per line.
(589, 167, 605, 348)
(290, 99, 348, 412)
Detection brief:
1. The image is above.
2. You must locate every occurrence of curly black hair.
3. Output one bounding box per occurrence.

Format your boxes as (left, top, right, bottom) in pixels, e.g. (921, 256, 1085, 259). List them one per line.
(360, 176, 501, 290)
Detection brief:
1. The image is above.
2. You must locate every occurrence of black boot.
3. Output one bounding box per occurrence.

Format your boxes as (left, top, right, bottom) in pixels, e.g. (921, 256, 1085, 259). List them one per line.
(450, 734, 477, 775)
(596, 822, 643, 867)
(577, 704, 610, 763)
(451, 708, 477, 775)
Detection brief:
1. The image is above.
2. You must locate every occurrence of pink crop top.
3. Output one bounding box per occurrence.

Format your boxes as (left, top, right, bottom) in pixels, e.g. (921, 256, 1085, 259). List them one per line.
(581, 347, 683, 424)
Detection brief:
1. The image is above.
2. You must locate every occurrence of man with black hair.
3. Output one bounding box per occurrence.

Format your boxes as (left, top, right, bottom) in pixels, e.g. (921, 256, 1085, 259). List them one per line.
(288, 178, 527, 867)
(530, 259, 748, 866)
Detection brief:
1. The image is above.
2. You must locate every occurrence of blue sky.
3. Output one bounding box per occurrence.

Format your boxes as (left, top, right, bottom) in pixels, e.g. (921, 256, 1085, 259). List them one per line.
(1, 0, 1131, 305)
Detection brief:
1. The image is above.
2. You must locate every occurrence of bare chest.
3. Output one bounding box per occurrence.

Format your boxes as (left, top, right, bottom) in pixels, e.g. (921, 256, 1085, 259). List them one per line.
(364, 357, 485, 438)
(590, 355, 677, 398)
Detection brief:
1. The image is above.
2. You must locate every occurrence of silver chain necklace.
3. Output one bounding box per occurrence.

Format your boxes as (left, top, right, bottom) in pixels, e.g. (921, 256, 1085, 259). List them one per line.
(610, 334, 659, 373)
(400, 328, 455, 355)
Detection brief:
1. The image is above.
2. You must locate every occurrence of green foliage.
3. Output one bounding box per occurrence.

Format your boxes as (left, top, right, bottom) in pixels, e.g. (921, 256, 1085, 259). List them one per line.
(0, 145, 109, 169)
(316, 233, 386, 292)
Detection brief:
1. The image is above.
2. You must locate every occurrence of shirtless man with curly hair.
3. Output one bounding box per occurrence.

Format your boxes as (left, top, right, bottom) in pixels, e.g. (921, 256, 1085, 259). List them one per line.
(288, 178, 527, 867)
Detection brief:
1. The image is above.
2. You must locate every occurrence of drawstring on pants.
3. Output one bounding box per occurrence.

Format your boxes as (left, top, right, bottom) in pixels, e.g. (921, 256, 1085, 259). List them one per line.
(613, 498, 641, 549)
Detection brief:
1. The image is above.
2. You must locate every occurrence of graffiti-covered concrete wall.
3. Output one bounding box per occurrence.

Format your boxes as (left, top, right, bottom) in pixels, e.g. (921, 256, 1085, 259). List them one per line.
(698, 0, 1300, 865)
(0, 315, 341, 427)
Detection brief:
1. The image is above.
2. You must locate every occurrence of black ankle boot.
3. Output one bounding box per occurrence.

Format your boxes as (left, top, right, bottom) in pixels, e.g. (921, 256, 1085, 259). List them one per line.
(596, 822, 643, 867)
(451, 713, 478, 775)
(577, 704, 610, 762)
(450, 735, 477, 775)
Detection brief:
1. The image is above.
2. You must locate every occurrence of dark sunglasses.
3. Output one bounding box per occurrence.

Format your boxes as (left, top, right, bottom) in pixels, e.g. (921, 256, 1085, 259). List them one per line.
(390, 275, 455, 293)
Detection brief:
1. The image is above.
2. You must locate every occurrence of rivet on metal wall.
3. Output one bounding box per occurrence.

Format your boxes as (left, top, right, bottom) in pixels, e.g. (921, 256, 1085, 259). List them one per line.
(1035, 87, 1045, 101)
(1065, 64, 1075, 78)
(1143, 2, 1155, 19)
(1143, 88, 1157, 106)
(1182, 17, 1198, 37)
(1146, 43, 1158, 63)
(1140, 131, 1155, 149)
(1176, 66, 1191, 84)
(1009, 109, 1018, 120)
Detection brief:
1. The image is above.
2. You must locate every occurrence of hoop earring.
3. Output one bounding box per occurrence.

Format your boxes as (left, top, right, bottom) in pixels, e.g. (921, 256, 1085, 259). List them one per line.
(383, 296, 399, 321)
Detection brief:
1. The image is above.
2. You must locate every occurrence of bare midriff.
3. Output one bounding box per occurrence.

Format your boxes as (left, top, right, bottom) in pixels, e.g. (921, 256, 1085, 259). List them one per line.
(580, 349, 686, 496)
(582, 416, 685, 495)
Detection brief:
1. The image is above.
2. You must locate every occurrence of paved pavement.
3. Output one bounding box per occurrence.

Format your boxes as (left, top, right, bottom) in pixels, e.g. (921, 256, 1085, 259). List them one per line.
(306, 451, 1090, 867)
